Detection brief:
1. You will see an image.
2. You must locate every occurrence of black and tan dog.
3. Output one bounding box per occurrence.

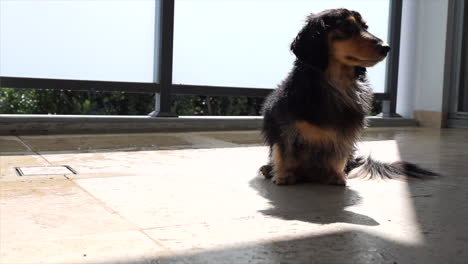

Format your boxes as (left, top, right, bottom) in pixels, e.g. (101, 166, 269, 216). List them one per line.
(260, 9, 436, 185)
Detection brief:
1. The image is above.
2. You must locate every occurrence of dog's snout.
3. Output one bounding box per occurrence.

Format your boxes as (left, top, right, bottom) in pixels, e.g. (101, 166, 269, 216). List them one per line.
(378, 43, 391, 55)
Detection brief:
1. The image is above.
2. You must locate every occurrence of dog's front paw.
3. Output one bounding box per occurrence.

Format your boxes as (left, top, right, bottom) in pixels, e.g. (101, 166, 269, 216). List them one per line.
(259, 164, 273, 179)
(328, 172, 347, 186)
(272, 173, 297, 185)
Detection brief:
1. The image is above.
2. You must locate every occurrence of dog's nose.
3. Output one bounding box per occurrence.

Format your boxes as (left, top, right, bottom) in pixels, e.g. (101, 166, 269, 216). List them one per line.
(378, 43, 391, 55)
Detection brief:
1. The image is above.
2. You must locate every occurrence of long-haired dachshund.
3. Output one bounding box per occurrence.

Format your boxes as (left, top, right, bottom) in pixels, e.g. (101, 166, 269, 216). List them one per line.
(260, 9, 436, 185)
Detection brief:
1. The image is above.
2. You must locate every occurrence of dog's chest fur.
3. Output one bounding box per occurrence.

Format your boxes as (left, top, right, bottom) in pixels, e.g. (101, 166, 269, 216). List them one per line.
(288, 65, 372, 149)
(290, 67, 371, 129)
(261, 64, 373, 156)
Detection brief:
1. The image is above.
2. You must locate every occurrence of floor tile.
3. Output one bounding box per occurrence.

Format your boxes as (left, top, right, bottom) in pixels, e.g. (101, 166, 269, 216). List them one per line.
(2, 128, 468, 264)
(1, 180, 134, 242)
(0, 231, 168, 264)
(44, 146, 269, 179)
(0, 154, 51, 180)
(199, 131, 263, 145)
(19, 133, 193, 153)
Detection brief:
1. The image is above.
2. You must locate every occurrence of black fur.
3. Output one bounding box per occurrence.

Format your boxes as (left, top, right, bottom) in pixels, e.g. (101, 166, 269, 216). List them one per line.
(260, 9, 437, 185)
(345, 156, 439, 180)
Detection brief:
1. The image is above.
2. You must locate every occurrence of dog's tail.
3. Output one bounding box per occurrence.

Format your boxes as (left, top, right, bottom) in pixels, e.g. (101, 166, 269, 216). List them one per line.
(345, 156, 438, 180)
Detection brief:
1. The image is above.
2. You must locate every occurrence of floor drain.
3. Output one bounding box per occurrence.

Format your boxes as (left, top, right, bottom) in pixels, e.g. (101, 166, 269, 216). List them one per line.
(15, 165, 78, 176)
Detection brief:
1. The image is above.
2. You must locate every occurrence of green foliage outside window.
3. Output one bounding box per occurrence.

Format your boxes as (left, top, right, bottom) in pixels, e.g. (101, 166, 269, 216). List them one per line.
(0, 88, 380, 116)
(0, 88, 153, 115)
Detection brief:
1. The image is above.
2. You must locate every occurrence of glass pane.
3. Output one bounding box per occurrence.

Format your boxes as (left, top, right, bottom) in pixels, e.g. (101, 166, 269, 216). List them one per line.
(0, 0, 158, 83)
(173, 0, 389, 92)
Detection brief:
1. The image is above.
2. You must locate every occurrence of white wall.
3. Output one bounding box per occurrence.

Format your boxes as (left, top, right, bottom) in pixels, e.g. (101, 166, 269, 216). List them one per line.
(396, 0, 449, 118)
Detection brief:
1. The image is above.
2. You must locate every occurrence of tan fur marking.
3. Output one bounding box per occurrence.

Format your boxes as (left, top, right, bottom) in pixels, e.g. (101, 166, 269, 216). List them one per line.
(272, 144, 283, 170)
(271, 144, 301, 185)
(325, 58, 356, 89)
(346, 16, 357, 24)
(326, 158, 348, 185)
(295, 121, 337, 144)
(328, 15, 384, 68)
(331, 37, 379, 64)
(335, 158, 348, 173)
(272, 144, 302, 170)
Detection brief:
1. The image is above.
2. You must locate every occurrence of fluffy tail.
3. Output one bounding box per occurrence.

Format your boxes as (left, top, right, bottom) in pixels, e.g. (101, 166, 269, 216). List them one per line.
(345, 156, 439, 180)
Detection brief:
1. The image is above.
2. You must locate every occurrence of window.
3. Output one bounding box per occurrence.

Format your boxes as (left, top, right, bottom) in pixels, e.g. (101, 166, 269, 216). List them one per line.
(1, 0, 397, 116)
(0, 0, 159, 83)
(173, 0, 390, 92)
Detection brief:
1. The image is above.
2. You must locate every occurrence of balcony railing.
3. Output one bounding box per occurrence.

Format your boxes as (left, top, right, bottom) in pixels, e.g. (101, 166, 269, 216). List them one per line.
(0, 0, 402, 118)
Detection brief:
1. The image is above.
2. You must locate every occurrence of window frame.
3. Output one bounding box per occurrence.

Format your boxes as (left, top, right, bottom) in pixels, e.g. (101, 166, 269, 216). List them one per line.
(0, 0, 402, 116)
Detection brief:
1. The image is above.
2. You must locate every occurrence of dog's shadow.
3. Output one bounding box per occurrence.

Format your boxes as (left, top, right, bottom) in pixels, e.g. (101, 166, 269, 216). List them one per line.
(249, 176, 379, 226)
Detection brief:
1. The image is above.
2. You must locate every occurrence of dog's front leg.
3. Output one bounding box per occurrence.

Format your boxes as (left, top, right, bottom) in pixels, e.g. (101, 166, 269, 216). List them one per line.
(327, 157, 348, 186)
(270, 144, 300, 185)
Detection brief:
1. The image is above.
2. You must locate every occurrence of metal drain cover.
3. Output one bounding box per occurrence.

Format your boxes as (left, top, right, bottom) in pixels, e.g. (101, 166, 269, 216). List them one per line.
(15, 165, 77, 176)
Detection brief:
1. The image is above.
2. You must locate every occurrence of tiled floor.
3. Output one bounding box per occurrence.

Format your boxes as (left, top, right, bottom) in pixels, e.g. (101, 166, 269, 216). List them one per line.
(1, 128, 468, 264)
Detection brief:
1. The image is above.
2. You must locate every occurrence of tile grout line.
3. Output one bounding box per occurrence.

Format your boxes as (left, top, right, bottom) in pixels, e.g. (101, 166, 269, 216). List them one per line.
(15, 135, 53, 165)
(180, 134, 242, 148)
(70, 181, 182, 259)
(15, 136, 74, 180)
(13, 136, 180, 257)
(14, 135, 186, 261)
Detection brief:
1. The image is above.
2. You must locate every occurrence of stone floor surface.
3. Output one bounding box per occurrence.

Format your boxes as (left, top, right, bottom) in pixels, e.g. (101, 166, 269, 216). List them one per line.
(1, 128, 468, 264)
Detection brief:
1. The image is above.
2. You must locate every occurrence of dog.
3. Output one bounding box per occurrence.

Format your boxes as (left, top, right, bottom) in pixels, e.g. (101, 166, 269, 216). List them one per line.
(260, 8, 437, 185)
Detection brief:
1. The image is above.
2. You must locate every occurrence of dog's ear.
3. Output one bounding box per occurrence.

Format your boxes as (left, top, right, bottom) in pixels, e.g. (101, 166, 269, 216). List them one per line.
(290, 15, 329, 70)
